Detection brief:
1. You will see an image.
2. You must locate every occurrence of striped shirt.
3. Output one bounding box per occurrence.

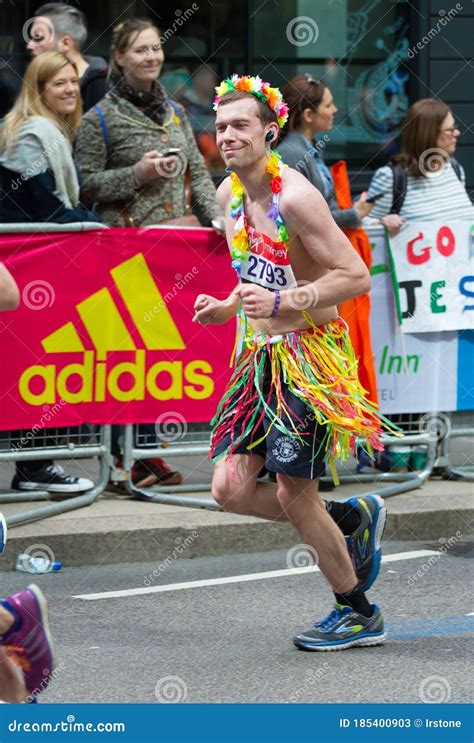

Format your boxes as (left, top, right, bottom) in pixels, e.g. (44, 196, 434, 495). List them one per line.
(366, 161, 474, 221)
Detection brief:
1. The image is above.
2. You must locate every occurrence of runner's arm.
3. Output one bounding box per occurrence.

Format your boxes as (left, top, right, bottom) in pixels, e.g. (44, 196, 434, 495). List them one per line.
(193, 284, 240, 324)
(0, 264, 20, 311)
(192, 178, 239, 324)
(280, 173, 371, 312)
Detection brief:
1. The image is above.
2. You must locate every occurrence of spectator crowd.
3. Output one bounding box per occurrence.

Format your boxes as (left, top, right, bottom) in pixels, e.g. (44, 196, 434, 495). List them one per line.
(0, 2, 473, 494)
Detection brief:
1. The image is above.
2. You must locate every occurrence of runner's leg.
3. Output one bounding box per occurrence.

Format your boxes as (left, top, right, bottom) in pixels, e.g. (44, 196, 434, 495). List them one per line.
(275, 474, 357, 593)
(212, 454, 288, 521)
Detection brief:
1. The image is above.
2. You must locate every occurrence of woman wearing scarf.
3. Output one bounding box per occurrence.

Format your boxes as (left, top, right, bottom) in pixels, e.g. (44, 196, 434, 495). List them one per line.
(75, 18, 222, 228)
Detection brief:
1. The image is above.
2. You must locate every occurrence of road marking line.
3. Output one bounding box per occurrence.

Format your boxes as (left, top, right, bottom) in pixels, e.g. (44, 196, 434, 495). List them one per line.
(389, 627, 474, 639)
(74, 549, 438, 601)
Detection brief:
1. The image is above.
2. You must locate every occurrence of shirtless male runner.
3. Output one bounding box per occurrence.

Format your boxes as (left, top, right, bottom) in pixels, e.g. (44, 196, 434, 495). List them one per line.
(194, 75, 389, 651)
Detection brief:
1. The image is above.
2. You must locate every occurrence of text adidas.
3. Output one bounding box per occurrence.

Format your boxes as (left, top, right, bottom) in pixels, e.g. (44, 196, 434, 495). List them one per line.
(19, 350, 214, 405)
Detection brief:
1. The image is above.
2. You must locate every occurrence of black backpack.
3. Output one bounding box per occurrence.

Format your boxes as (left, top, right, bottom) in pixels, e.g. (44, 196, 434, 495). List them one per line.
(388, 158, 462, 215)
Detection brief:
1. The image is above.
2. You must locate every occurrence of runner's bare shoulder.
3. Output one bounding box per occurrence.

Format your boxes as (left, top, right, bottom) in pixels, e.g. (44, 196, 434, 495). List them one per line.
(216, 176, 232, 210)
(279, 166, 328, 216)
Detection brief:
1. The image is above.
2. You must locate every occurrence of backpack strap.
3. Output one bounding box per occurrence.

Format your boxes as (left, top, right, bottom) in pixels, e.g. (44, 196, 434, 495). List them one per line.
(450, 157, 462, 181)
(388, 160, 407, 215)
(93, 104, 109, 160)
(166, 98, 182, 124)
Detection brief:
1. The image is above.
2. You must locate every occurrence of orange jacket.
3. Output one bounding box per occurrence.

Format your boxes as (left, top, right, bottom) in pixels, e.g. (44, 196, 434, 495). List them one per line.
(331, 160, 379, 405)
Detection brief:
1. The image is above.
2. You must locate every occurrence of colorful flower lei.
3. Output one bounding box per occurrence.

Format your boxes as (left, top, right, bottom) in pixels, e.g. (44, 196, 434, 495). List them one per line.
(213, 74, 289, 129)
(229, 150, 289, 273)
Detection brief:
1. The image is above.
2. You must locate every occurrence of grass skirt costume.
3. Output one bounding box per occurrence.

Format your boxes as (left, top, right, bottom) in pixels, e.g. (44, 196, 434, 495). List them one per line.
(210, 316, 394, 483)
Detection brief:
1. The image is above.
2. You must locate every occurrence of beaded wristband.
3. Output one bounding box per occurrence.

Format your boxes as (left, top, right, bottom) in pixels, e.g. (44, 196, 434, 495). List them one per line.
(270, 290, 281, 318)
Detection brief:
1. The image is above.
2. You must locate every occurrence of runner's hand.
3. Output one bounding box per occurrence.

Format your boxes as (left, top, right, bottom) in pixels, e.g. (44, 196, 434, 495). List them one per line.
(193, 294, 223, 324)
(235, 284, 274, 320)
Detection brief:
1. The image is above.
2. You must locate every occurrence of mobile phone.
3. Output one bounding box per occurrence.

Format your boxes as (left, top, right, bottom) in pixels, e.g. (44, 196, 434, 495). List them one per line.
(161, 148, 181, 157)
(366, 192, 385, 203)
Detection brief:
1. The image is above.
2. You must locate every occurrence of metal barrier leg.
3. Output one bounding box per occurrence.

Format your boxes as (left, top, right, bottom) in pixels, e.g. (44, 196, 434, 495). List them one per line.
(122, 425, 219, 508)
(5, 426, 112, 528)
(0, 491, 50, 503)
(331, 433, 437, 499)
(441, 426, 474, 481)
(120, 427, 438, 509)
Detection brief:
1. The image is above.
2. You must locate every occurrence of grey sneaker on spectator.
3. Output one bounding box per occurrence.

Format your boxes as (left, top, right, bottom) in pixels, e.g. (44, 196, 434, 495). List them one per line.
(11, 464, 94, 493)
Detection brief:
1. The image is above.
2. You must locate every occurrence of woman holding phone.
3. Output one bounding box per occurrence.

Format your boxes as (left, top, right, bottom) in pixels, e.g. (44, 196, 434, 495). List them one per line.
(75, 18, 222, 228)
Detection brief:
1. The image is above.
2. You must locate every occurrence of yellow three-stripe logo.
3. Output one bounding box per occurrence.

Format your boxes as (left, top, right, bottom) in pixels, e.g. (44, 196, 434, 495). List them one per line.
(41, 253, 185, 358)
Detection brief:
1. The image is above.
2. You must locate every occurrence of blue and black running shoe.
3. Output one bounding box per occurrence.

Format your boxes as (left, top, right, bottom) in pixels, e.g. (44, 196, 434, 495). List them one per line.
(294, 603, 385, 651)
(346, 494, 386, 592)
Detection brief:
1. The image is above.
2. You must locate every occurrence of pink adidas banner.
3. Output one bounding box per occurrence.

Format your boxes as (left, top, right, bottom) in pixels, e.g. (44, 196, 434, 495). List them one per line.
(0, 227, 236, 430)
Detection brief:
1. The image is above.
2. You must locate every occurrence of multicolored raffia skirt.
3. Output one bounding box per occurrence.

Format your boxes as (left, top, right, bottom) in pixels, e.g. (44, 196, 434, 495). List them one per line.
(210, 317, 399, 484)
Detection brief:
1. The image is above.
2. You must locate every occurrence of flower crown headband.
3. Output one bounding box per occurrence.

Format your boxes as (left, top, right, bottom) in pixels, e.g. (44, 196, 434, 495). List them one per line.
(213, 74, 289, 128)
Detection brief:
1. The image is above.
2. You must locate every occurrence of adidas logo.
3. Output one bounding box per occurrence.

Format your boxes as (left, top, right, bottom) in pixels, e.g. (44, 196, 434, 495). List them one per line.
(19, 254, 214, 406)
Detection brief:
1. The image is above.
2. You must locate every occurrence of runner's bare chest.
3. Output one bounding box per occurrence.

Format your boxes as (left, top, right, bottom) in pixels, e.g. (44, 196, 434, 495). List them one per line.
(224, 198, 317, 289)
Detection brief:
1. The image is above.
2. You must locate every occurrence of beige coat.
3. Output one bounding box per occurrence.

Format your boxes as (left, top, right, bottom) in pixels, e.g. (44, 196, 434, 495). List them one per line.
(75, 90, 222, 227)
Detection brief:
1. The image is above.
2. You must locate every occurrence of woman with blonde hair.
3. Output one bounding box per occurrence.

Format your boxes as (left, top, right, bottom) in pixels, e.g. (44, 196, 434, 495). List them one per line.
(0, 51, 97, 223)
(0, 51, 96, 493)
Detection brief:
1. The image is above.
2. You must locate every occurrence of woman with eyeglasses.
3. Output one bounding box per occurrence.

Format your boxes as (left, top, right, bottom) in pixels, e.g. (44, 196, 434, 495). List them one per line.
(278, 75, 375, 227)
(366, 98, 473, 236)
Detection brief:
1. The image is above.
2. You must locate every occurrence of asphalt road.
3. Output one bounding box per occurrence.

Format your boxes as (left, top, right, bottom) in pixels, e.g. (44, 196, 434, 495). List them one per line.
(1, 537, 472, 704)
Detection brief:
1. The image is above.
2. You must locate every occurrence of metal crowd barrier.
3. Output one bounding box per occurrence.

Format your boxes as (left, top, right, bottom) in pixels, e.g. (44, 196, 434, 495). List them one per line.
(120, 412, 438, 507)
(1, 222, 108, 528)
(0, 425, 112, 527)
(0, 222, 106, 233)
(1, 222, 470, 528)
(121, 423, 219, 509)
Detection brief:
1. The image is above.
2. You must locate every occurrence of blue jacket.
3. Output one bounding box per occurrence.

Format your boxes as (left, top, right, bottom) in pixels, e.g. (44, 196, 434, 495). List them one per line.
(277, 130, 359, 229)
(0, 164, 98, 223)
